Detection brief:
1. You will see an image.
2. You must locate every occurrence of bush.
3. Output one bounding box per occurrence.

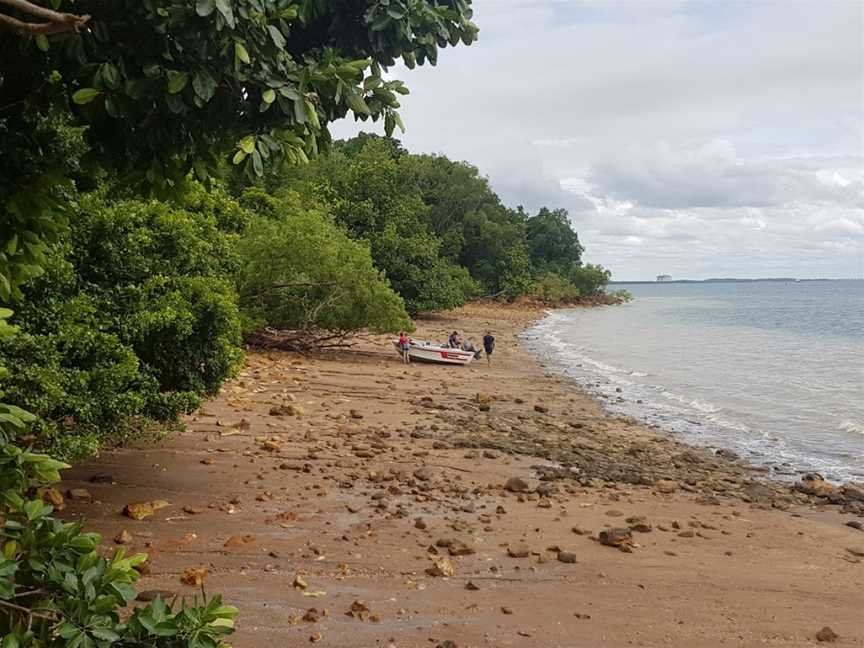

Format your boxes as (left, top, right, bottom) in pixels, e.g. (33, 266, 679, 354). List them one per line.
(568, 263, 611, 297)
(530, 273, 581, 305)
(236, 192, 412, 335)
(0, 188, 245, 459)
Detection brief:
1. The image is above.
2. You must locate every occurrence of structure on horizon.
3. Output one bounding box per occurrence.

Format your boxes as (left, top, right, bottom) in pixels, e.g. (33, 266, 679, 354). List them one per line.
(657, 274, 672, 282)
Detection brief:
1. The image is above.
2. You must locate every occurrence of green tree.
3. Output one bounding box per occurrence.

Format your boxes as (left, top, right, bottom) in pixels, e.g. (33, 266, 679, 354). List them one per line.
(236, 189, 412, 335)
(525, 207, 585, 276)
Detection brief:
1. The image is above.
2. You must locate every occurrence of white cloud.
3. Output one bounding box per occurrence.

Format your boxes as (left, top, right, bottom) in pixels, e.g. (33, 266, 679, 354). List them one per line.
(332, 0, 864, 279)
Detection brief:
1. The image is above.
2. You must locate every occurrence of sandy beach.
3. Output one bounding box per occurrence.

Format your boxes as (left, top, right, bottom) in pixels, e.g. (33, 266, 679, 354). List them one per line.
(60, 303, 864, 647)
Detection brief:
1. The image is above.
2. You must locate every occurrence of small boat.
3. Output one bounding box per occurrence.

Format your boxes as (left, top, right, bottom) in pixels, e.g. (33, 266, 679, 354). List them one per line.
(392, 339, 475, 365)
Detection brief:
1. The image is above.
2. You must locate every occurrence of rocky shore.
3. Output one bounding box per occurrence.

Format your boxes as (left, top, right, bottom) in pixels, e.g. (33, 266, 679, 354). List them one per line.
(59, 303, 864, 647)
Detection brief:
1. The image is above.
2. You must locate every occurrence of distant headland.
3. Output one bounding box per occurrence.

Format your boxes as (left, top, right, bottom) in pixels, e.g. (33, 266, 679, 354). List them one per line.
(609, 277, 860, 285)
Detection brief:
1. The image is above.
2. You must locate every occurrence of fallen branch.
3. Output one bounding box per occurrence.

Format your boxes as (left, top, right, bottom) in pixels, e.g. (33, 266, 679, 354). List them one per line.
(245, 327, 357, 353)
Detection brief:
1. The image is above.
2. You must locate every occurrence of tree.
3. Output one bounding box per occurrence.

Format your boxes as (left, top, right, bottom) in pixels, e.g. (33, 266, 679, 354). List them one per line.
(525, 207, 585, 276)
(236, 189, 412, 337)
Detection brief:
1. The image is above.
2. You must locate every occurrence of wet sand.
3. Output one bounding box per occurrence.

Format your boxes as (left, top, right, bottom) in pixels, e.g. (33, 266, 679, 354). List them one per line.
(61, 303, 864, 647)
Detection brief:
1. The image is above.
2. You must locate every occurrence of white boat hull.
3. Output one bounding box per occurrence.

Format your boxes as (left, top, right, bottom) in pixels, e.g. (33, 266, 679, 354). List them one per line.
(393, 340, 475, 365)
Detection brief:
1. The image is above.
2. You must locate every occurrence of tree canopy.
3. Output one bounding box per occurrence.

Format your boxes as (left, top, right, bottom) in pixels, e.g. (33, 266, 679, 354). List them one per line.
(0, 0, 478, 300)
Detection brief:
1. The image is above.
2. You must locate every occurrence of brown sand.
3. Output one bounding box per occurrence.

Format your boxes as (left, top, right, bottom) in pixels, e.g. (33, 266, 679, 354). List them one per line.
(61, 304, 864, 647)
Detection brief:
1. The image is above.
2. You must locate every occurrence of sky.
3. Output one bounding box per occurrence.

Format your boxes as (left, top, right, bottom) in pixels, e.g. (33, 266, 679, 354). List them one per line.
(332, 0, 864, 281)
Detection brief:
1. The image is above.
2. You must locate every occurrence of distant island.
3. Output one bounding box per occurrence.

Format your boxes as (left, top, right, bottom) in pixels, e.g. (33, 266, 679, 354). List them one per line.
(609, 277, 858, 285)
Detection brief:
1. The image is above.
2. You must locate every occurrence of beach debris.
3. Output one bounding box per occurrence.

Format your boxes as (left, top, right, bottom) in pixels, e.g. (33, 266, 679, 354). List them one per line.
(123, 500, 170, 520)
(504, 476, 530, 493)
(180, 567, 208, 586)
(815, 626, 839, 642)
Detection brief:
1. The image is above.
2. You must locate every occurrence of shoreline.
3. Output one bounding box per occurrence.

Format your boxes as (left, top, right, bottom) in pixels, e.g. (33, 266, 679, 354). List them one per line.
(524, 304, 864, 488)
(59, 302, 864, 647)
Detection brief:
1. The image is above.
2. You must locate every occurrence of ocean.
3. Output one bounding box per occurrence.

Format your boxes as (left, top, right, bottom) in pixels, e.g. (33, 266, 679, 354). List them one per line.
(524, 280, 864, 482)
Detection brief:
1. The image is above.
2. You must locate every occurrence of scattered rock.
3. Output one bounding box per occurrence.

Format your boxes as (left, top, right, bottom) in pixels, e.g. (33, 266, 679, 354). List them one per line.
(501, 606, 514, 615)
(414, 467, 434, 481)
(123, 500, 170, 520)
(293, 574, 309, 589)
(136, 590, 175, 602)
(654, 480, 679, 494)
(349, 409, 364, 419)
(534, 405, 548, 414)
(504, 477, 530, 493)
(465, 581, 480, 591)
(815, 626, 838, 643)
(224, 534, 256, 549)
(426, 557, 455, 577)
(89, 474, 115, 484)
(448, 540, 476, 556)
(507, 543, 530, 558)
(67, 488, 92, 501)
(598, 528, 634, 548)
(557, 551, 577, 563)
(114, 530, 133, 545)
(41, 488, 65, 510)
(845, 520, 863, 531)
(180, 567, 208, 586)
(845, 546, 864, 558)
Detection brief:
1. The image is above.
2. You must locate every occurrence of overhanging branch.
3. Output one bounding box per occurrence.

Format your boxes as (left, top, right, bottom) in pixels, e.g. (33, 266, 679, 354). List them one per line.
(0, 0, 90, 35)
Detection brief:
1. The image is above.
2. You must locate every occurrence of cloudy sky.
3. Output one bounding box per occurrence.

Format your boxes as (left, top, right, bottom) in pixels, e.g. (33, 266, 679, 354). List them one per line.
(334, 0, 864, 280)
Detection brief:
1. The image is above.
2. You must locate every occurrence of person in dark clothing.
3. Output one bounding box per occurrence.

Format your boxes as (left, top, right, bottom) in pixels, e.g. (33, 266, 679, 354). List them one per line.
(448, 331, 461, 348)
(482, 331, 495, 365)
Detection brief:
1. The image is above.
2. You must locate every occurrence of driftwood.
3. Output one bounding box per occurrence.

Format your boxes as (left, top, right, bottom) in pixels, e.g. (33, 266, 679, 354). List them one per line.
(245, 327, 358, 353)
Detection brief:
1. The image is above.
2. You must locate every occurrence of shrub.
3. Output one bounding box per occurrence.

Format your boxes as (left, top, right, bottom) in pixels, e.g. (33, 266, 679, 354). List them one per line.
(530, 273, 582, 305)
(568, 263, 611, 297)
(0, 189, 244, 459)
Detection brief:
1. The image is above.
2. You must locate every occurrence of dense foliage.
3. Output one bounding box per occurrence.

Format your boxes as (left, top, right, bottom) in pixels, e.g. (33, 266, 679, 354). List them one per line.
(266, 135, 611, 310)
(0, 0, 477, 302)
(0, 187, 245, 460)
(236, 189, 412, 334)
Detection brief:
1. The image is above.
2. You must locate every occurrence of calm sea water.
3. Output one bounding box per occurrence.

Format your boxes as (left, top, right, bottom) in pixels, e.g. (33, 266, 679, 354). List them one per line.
(524, 280, 864, 482)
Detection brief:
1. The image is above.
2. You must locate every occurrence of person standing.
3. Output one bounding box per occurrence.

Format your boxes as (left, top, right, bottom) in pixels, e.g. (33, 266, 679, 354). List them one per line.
(482, 331, 495, 365)
(398, 331, 411, 364)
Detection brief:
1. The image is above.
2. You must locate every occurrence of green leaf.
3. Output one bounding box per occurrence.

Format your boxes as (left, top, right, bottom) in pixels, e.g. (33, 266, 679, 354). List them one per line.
(252, 149, 264, 176)
(345, 93, 370, 115)
(72, 88, 101, 105)
(167, 70, 188, 94)
(239, 135, 256, 154)
(267, 25, 286, 49)
(192, 69, 217, 101)
(216, 0, 235, 28)
(35, 34, 49, 51)
(234, 42, 250, 65)
(232, 150, 247, 165)
(196, 0, 215, 16)
(262, 89, 276, 104)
